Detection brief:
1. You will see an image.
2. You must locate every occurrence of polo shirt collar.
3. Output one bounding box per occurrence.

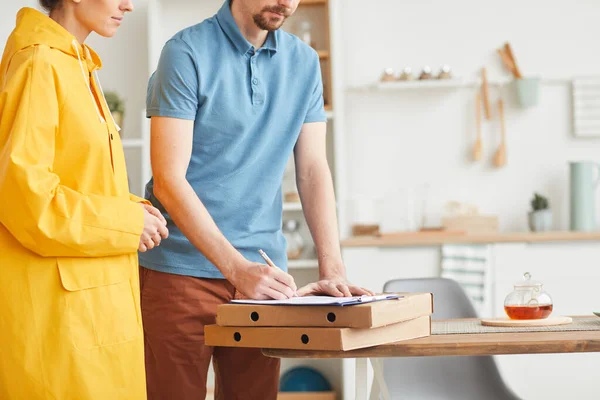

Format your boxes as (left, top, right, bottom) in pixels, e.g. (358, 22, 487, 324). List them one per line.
(263, 29, 278, 52)
(216, 0, 279, 56)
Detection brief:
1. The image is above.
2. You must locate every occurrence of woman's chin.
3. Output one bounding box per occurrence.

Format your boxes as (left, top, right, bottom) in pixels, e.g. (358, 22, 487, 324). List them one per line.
(96, 27, 119, 38)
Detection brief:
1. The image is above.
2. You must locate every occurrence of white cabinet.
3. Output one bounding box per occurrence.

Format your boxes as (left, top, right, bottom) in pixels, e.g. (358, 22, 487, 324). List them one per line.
(343, 247, 440, 293)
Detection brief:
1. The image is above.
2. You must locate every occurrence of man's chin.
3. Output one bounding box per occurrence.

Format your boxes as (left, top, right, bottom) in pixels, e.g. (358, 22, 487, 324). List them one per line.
(254, 16, 286, 32)
(266, 23, 284, 31)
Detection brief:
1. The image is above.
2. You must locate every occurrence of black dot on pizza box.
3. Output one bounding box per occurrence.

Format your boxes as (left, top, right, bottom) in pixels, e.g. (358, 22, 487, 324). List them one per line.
(327, 312, 336, 323)
(301, 334, 309, 344)
(234, 332, 242, 342)
(250, 312, 259, 322)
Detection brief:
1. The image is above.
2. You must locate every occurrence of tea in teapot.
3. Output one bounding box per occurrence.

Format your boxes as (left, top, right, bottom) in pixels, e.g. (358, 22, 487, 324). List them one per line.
(504, 272, 553, 320)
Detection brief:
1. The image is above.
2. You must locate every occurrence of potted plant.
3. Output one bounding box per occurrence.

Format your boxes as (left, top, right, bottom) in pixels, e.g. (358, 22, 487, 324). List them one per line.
(528, 193, 552, 232)
(104, 91, 124, 130)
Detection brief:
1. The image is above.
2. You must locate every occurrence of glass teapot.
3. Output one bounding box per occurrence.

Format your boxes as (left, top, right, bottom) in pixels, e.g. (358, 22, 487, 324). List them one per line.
(504, 272, 553, 320)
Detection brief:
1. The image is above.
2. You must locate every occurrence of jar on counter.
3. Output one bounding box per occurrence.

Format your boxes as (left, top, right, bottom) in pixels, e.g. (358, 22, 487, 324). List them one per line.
(298, 21, 314, 48)
(283, 219, 304, 260)
(419, 66, 433, 80)
(437, 64, 453, 79)
(398, 67, 415, 81)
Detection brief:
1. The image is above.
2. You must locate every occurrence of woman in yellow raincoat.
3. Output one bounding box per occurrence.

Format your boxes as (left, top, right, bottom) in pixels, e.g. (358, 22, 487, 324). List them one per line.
(0, 1, 168, 399)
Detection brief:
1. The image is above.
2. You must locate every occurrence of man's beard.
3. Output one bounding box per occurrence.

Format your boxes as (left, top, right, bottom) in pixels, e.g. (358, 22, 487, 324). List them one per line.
(253, 5, 290, 31)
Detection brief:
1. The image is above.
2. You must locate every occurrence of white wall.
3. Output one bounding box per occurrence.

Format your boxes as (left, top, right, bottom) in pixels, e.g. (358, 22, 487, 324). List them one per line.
(86, 3, 149, 142)
(1, 1, 39, 46)
(340, 0, 600, 235)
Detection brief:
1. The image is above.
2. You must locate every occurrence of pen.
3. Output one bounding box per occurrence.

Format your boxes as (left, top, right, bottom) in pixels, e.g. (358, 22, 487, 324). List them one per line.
(258, 249, 297, 297)
(258, 249, 279, 270)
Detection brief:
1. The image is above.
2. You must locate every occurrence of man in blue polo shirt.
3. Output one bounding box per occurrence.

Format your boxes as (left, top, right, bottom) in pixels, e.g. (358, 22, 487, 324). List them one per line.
(139, 0, 371, 398)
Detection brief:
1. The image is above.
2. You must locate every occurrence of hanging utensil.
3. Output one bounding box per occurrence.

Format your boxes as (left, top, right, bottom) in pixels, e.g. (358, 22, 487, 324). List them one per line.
(473, 90, 483, 161)
(503, 42, 523, 79)
(481, 67, 492, 120)
(494, 98, 507, 168)
(497, 47, 516, 77)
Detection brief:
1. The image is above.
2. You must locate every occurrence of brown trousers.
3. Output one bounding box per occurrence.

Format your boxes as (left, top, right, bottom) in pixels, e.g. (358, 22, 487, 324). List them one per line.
(140, 267, 280, 400)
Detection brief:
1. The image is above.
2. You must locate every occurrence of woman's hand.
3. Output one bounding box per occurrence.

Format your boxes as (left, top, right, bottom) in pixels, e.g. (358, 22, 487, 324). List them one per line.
(138, 204, 168, 252)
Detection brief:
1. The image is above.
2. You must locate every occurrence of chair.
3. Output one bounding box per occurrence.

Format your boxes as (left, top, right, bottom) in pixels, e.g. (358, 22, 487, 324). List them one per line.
(379, 277, 521, 400)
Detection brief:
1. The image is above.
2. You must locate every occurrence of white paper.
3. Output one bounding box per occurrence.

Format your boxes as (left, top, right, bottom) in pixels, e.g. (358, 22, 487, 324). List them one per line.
(229, 294, 401, 306)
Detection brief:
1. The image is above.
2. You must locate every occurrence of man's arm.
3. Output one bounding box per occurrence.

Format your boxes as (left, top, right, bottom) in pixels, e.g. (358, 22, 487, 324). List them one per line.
(150, 117, 296, 300)
(293, 122, 373, 297)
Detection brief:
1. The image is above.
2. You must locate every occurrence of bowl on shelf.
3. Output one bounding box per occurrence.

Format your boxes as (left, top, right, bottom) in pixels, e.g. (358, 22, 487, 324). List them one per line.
(285, 192, 301, 202)
(280, 367, 331, 392)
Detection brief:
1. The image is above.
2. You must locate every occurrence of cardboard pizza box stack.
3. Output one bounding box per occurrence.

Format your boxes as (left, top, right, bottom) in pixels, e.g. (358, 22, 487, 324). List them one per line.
(205, 292, 433, 352)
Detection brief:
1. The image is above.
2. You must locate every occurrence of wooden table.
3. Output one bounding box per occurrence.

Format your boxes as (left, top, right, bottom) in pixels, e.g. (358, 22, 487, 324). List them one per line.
(263, 317, 600, 400)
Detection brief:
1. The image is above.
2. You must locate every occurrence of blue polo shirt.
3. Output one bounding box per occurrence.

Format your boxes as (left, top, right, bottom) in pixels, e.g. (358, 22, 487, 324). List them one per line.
(139, 0, 326, 278)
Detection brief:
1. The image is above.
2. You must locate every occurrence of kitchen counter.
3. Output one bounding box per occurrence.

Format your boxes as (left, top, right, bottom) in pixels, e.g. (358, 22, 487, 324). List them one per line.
(341, 231, 600, 248)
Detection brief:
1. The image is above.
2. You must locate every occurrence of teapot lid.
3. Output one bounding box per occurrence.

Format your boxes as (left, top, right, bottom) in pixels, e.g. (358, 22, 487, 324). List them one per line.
(514, 272, 543, 287)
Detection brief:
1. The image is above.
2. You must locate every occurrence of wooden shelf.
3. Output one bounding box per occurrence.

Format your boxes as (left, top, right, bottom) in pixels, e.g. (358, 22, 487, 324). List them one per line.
(341, 231, 600, 248)
(317, 50, 329, 60)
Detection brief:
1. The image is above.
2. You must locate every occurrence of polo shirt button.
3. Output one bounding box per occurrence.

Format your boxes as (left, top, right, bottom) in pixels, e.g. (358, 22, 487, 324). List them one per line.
(252, 78, 258, 85)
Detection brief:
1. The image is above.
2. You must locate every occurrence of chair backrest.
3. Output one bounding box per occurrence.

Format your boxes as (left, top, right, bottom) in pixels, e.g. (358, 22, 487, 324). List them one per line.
(379, 277, 520, 400)
(384, 277, 478, 319)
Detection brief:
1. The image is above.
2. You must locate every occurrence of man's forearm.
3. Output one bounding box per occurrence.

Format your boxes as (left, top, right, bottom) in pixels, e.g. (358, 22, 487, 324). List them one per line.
(154, 178, 245, 279)
(297, 161, 346, 280)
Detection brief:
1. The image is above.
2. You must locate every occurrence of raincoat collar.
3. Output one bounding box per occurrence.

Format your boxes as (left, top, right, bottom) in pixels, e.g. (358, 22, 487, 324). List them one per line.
(9, 8, 102, 71)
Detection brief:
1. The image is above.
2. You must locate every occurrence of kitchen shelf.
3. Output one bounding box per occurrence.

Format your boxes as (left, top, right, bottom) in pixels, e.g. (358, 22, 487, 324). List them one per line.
(350, 78, 469, 91)
(341, 231, 600, 248)
(317, 50, 329, 60)
(347, 76, 570, 92)
(288, 259, 319, 269)
(283, 202, 303, 211)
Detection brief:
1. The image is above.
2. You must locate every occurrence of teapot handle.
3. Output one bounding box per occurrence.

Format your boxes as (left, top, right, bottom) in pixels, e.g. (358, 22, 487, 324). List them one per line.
(527, 286, 541, 306)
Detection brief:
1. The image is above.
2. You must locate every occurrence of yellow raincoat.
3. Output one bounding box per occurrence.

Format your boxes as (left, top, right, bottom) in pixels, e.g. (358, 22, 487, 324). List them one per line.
(0, 8, 147, 399)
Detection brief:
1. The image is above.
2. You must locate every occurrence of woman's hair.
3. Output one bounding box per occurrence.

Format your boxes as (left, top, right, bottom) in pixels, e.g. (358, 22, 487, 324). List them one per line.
(39, 0, 62, 12)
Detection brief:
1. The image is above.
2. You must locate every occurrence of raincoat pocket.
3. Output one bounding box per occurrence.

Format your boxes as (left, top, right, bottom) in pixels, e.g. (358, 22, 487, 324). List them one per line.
(57, 256, 142, 351)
